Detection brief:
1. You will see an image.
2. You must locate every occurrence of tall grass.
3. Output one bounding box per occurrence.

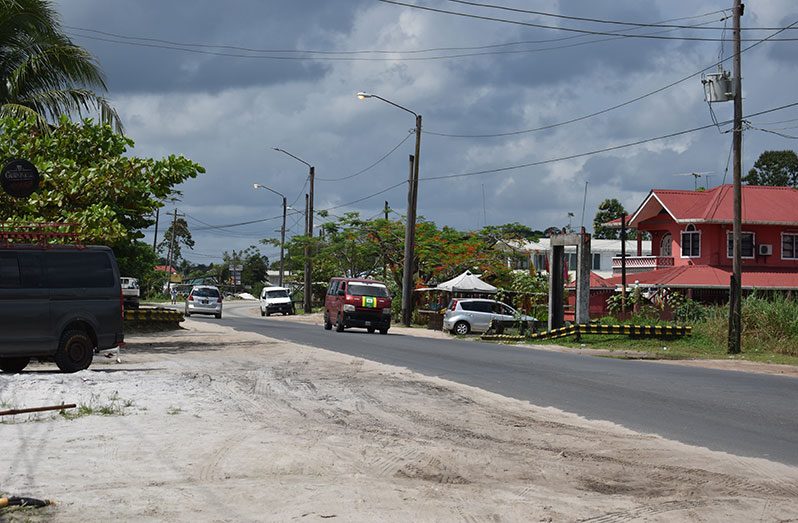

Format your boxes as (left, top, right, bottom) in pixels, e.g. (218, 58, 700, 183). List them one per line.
(702, 294, 798, 356)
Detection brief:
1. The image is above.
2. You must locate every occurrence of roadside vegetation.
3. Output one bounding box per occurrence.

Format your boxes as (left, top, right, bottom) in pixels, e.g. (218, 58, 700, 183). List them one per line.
(531, 294, 798, 365)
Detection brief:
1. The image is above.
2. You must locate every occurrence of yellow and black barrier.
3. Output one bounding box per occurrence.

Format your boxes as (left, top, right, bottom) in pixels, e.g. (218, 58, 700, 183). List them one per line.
(124, 308, 184, 322)
(482, 323, 691, 341)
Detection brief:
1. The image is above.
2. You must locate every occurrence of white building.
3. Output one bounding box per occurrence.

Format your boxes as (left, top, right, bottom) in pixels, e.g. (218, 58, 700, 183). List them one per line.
(504, 238, 652, 279)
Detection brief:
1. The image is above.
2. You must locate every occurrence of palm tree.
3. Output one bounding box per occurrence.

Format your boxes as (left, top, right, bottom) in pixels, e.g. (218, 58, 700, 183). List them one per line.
(0, 0, 122, 132)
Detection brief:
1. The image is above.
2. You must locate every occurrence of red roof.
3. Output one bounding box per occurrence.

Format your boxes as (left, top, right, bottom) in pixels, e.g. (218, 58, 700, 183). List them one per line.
(154, 265, 177, 274)
(604, 265, 798, 290)
(630, 185, 798, 227)
(567, 271, 614, 289)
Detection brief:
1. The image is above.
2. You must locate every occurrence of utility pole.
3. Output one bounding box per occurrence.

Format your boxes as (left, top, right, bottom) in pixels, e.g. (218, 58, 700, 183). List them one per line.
(621, 213, 627, 316)
(306, 166, 315, 313)
(383, 200, 389, 279)
(728, 0, 743, 354)
(165, 209, 184, 291)
(152, 207, 160, 252)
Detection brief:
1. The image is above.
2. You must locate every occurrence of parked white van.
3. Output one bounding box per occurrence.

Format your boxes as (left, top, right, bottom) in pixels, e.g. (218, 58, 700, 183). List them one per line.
(259, 286, 295, 316)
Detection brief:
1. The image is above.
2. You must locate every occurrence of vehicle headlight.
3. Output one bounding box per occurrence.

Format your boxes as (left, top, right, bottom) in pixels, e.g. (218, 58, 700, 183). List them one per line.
(343, 304, 355, 312)
(382, 308, 392, 314)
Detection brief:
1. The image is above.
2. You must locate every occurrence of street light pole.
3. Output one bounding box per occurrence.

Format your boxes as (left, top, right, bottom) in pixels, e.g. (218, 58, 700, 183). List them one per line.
(273, 148, 315, 313)
(357, 92, 422, 327)
(253, 183, 287, 287)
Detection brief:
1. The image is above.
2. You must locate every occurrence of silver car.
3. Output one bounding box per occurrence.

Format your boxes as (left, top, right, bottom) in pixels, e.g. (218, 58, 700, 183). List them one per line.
(185, 285, 223, 318)
(443, 298, 535, 335)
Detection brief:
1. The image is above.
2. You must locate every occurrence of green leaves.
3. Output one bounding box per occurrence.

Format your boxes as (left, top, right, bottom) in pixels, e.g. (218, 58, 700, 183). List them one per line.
(0, 115, 204, 246)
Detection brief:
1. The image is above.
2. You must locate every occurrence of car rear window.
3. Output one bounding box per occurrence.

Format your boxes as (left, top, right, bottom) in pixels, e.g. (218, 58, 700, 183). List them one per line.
(193, 287, 220, 298)
(347, 283, 389, 297)
(265, 289, 289, 299)
(461, 301, 493, 312)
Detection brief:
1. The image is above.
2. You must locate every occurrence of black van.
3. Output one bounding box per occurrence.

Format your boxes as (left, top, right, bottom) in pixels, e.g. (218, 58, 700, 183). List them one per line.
(0, 246, 124, 373)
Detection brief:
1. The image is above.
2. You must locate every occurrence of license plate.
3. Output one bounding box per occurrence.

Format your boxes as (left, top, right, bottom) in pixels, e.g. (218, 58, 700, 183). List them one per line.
(201, 300, 208, 305)
(365, 321, 371, 326)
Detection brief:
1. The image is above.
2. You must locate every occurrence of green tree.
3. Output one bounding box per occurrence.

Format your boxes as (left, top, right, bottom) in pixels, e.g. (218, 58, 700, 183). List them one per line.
(241, 246, 269, 288)
(0, 115, 204, 246)
(158, 217, 194, 264)
(744, 150, 798, 187)
(0, 0, 121, 131)
(593, 198, 627, 240)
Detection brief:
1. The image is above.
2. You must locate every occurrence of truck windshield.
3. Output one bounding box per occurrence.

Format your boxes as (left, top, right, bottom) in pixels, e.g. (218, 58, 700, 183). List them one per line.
(266, 290, 290, 299)
(348, 283, 389, 297)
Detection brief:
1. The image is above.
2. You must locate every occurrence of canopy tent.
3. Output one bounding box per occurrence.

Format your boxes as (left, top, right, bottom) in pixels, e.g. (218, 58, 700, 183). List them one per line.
(434, 270, 497, 294)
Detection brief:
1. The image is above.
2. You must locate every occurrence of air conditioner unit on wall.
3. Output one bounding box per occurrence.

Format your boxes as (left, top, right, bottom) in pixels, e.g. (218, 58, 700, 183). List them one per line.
(758, 244, 773, 256)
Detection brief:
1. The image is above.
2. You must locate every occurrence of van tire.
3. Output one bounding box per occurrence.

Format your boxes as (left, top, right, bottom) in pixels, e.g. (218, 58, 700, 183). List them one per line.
(215, 313, 222, 319)
(260, 308, 265, 317)
(0, 357, 30, 373)
(367, 327, 375, 334)
(379, 328, 388, 335)
(55, 330, 93, 373)
(335, 317, 345, 332)
(265, 310, 271, 316)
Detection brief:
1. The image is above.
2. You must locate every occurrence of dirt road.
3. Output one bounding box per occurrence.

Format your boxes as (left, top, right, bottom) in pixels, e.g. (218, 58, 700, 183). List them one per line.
(2, 319, 797, 521)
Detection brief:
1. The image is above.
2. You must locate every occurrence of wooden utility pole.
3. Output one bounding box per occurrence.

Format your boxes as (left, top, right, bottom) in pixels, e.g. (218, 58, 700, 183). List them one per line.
(152, 207, 160, 252)
(621, 214, 627, 316)
(383, 200, 389, 279)
(728, 0, 743, 354)
(165, 209, 184, 290)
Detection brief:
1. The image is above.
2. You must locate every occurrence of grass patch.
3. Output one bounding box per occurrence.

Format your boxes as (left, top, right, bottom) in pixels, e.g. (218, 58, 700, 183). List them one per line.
(59, 392, 133, 420)
(528, 295, 798, 366)
(166, 406, 182, 415)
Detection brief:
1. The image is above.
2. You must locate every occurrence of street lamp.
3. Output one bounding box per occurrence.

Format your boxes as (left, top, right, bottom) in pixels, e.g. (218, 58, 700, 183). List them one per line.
(253, 183, 287, 287)
(356, 91, 422, 327)
(273, 147, 315, 313)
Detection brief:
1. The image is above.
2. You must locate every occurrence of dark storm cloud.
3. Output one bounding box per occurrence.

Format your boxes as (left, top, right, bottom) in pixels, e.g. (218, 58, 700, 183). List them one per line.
(57, 0, 368, 93)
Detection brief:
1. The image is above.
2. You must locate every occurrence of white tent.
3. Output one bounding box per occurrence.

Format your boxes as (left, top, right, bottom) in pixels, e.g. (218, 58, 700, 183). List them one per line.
(434, 270, 497, 294)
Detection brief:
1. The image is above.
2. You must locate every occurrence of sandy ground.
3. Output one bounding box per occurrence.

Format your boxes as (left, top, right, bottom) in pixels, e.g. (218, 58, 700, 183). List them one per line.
(2, 312, 798, 522)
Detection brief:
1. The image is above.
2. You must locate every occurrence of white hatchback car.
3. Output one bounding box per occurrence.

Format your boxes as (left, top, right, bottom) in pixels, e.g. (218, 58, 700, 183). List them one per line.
(443, 298, 536, 335)
(185, 285, 223, 319)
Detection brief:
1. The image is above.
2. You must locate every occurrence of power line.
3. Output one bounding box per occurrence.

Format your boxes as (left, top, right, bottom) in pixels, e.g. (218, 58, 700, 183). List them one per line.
(316, 131, 414, 181)
(421, 101, 798, 182)
(377, 0, 798, 42)
(426, 19, 798, 138)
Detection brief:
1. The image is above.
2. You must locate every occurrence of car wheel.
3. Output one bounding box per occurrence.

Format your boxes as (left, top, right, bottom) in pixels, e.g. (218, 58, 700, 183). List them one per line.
(265, 310, 271, 316)
(335, 316, 345, 332)
(367, 327, 375, 334)
(323, 313, 333, 330)
(55, 329, 93, 373)
(379, 328, 388, 335)
(0, 357, 30, 373)
(260, 308, 265, 317)
(215, 313, 222, 319)
(453, 321, 470, 336)
(289, 307, 295, 315)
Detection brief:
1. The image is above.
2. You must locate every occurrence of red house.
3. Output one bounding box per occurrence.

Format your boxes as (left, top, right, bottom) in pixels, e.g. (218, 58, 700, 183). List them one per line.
(604, 184, 798, 297)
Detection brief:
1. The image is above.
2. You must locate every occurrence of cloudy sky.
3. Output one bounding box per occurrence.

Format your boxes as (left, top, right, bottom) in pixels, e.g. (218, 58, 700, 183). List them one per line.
(54, 0, 798, 265)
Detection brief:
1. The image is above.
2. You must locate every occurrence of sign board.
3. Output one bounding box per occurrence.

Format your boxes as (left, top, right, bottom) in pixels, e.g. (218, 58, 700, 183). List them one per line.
(1, 159, 39, 198)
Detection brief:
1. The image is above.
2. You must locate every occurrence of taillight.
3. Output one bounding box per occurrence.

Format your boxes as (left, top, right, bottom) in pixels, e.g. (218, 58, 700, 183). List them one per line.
(450, 299, 458, 311)
(188, 293, 193, 301)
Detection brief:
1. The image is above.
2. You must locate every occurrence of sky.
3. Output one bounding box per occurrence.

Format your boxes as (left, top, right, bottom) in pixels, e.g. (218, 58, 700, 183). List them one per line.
(54, 0, 798, 266)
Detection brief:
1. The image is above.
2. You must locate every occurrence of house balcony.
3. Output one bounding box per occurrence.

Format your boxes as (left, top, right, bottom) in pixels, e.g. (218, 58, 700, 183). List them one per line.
(612, 256, 674, 275)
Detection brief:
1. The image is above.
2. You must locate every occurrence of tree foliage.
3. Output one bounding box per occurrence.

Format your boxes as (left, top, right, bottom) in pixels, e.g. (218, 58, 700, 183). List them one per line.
(593, 198, 627, 240)
(0, 0, 122, 131)
(158, 216, 194, 263)
(744, 150, 798, 187)
(0, 115, 205, 246)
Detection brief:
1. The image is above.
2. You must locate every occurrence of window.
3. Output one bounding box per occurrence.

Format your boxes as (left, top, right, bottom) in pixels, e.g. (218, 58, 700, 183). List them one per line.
(727, 231, 754, 259)
(327, 280, 339, 295)
(510, 254, 529, 270)
(592, 253, 601, 270)
(532, 253, 547, 271)
(783, 233, 798, 259)
(565, 253, 577, 269)
(348, 283, 390, 297)
(46, 252, 114, 288)
(266, 289, 290, 299)
(681, 225, 701, 258)
(192, 287, 220, 298)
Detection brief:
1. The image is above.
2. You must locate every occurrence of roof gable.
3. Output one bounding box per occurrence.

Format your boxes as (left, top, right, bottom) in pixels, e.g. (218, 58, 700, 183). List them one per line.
(631, 185, 798, 227)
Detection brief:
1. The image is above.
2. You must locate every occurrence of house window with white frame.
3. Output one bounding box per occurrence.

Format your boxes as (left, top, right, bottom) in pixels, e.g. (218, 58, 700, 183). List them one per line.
(726, 231, 755, 259)
(782, 233, 798, 259)
(681, 224, 701, 258)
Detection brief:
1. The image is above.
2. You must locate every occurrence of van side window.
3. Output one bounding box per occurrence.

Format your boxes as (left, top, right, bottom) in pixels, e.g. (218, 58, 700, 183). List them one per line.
(18, 253, 44, 288)
(46, 252, 114, 288)
(328, 280, 339, 295)
(0, 254, 20, 288)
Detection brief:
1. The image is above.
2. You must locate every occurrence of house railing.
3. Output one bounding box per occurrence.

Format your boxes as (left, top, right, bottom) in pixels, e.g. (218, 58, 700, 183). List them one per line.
(611, 256, 674, 274)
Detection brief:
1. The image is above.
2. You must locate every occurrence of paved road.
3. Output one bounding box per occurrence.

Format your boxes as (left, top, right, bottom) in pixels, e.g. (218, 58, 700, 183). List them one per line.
(207, 302, 798, 465)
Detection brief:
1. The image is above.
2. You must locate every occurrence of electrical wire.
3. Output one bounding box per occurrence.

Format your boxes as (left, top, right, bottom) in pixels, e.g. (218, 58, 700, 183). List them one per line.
(426, 19, 798, 138)
(377, 0, 798, 42)
(421, 100, 798, 182)
(316, 131, 414, 181)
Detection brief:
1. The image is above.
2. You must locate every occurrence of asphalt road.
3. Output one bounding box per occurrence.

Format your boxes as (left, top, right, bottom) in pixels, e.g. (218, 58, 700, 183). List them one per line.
(207, 302, 798, 466)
